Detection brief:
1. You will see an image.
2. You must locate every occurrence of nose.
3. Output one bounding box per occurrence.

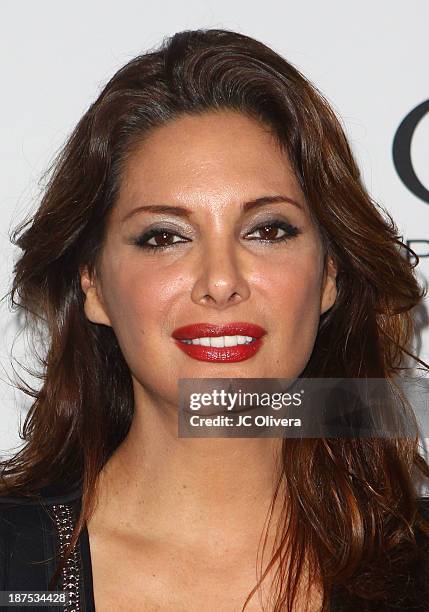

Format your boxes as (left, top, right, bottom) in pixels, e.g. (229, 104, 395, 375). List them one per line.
(191, 240, 250, 310)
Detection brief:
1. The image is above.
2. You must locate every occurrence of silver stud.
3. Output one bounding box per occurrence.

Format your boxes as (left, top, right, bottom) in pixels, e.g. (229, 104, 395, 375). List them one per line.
(51, 503, 82, 611)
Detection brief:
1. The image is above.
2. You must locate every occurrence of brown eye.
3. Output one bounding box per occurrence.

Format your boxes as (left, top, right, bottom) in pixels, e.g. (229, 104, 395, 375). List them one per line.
(246, 221, 300, 243)
(134, 228, 189, 250)
(149, 232, 177, 247)
(256, 225, 285, 240)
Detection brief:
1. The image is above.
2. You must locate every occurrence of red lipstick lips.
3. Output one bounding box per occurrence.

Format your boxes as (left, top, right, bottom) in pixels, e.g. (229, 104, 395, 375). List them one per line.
(172, 322, 266, 363)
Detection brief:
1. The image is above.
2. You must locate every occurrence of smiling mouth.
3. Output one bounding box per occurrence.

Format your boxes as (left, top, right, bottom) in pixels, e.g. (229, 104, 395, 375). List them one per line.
(179, 335, 256, 347)
(173, 334, 264, 363)
(171, 322, 266, 363)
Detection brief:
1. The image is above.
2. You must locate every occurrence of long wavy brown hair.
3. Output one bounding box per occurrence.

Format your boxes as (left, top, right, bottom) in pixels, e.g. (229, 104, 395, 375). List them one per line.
(2, 28, 429, 611)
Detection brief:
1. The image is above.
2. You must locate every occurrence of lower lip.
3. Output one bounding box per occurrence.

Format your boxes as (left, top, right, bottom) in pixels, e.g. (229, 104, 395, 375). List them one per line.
(173, 338, 264, 362)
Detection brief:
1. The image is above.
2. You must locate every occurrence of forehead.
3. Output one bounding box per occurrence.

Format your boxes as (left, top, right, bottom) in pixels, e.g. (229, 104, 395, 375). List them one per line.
(114, 110, 305, 214)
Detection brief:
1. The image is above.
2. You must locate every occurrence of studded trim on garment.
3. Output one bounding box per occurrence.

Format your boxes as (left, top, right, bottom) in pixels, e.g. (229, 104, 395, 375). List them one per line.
(51, 503, 82, 611)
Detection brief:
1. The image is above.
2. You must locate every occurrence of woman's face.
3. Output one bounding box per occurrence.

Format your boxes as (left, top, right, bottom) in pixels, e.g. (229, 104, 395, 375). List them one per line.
(81, 110, 337, 405)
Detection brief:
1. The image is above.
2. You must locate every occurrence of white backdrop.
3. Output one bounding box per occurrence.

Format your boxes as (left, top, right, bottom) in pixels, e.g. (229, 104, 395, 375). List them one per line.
(1, 1, 428, 455)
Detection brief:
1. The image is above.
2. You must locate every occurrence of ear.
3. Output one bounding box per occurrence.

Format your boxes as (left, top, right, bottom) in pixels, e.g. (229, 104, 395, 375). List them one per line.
(80, 265, 112, 327)
(320, 255, 338, 316)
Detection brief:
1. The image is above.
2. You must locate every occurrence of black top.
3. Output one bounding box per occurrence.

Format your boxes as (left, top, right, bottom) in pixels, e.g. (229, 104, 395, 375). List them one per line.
(1, 482, 429, 611)
(0, 481, 94, 611)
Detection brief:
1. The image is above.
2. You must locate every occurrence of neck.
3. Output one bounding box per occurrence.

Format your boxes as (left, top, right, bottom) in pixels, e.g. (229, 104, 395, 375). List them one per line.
(90, 384, 286, 553)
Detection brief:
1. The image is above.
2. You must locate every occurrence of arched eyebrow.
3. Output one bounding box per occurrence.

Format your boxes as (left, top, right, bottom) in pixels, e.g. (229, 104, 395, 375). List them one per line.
(121, 195, 303, 223)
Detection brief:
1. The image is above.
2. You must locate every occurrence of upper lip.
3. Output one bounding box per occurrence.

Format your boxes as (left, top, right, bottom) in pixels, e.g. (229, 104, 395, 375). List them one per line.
(172, 322, 267, 340)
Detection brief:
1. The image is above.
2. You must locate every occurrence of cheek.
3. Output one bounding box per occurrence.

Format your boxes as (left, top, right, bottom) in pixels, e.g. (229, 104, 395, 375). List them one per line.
(258, 251, 324, 334)
(100, 257, 184, 343)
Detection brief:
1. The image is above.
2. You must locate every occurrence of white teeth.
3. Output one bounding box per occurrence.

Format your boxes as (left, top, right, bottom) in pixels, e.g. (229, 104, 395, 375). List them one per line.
(180, 335, 255, 347)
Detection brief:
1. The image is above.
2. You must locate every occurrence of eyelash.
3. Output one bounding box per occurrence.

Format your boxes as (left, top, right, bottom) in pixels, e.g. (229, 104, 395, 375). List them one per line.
(133, 220, 301, 251)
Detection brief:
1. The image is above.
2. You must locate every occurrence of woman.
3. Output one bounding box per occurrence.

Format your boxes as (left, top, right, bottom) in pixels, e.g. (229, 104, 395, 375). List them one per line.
(1, 28, 429, 612)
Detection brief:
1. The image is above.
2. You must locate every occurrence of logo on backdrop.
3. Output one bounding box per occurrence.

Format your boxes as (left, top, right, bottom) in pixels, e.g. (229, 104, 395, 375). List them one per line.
(392, 99, 429, 204)
(392, 99, 429, 260)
